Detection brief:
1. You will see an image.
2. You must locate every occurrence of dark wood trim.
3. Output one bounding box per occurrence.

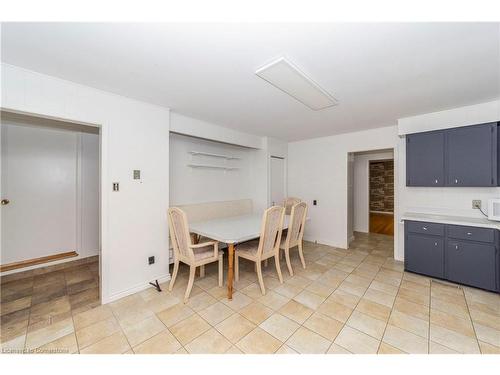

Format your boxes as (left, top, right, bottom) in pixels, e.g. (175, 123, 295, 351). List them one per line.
(0, 251, 78, 272)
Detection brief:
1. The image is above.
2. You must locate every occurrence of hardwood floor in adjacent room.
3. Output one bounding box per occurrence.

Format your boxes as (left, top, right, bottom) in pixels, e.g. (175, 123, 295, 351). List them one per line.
(369, 213, 394, 236)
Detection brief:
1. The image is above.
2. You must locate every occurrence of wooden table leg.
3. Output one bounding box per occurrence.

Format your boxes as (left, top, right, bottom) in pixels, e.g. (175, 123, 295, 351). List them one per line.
(227, 243, 234, 300)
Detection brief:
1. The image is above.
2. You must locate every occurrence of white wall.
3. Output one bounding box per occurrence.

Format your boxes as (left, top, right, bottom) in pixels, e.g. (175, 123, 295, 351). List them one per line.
(1, 120, 99, 271)
(266, 137, 288, 159)
(169, 133, 261, 207)
(353, 150, 394, 233)
(347, 153, 354, 242)
(288, 126, 400, 251)
(80, 132, 100, 260)
(266, 137, 289, 208)
(169, 112, 279, 213)
(170, 112, 263, 149)
(169, 117, 290, 214)
(1, 63, 170, 303)
(398, 100, 500, 135)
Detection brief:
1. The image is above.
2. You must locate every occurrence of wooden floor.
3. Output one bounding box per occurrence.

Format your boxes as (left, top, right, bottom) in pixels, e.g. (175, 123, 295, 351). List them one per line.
(369, 212, 394, 236)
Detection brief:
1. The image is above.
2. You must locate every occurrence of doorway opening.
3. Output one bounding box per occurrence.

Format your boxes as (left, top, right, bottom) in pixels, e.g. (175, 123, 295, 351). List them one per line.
(368, 159, 394, 236)
(349, 149, 394, 241)
(1, 111, 101, 326)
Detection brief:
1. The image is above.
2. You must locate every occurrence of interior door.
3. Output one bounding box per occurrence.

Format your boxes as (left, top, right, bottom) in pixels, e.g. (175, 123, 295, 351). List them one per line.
(1, 123, 78, 265)
(270, 156, 285, 207)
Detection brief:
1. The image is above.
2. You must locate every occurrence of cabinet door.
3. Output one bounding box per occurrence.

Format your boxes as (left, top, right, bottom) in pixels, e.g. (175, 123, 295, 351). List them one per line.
(406, 131, 445, 186)
(446, 123, 497, 186)
(446, 241, 497, 291)
(405, 234, 444, 278)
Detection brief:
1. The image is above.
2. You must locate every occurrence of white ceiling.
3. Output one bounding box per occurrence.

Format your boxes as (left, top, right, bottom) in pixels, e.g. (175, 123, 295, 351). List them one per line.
(1, 23, 499, 141)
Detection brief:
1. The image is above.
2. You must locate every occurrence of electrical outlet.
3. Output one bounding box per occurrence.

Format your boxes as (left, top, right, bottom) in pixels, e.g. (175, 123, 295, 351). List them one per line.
(148, 256, 155, 265)
(313, 200, 317, 206)
(472, 200, 482, 209)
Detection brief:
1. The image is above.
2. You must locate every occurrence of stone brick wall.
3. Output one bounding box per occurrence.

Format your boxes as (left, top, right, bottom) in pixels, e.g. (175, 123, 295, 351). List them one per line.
(369, 160, 394, 213)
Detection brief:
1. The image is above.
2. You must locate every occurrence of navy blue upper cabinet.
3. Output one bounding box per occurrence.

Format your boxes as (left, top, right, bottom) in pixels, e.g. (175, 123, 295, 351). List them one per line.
(406, 130, 445, 186)
(406, 122, 499, 187)
(446, 123, 497, 186)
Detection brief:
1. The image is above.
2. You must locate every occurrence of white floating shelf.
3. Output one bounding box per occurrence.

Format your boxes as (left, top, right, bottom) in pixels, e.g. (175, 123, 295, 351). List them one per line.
(189, 151, 241, 160)
(187, 163, 239, 170)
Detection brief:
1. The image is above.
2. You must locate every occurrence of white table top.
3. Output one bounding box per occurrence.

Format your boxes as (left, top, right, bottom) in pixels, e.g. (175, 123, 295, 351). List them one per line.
(190, 213, 290, 244)
(401, 212, 500, 230)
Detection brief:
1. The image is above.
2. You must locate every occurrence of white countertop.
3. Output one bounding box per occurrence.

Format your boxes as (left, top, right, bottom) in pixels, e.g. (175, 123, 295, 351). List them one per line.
(401, 212, 500, 230)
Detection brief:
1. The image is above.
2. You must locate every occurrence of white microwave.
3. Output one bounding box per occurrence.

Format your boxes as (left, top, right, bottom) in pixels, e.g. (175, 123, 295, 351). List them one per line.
(488, 199, 500, 221)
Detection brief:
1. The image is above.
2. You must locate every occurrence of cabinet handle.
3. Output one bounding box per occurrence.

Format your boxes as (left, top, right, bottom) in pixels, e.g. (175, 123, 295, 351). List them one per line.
(434, 242, 438, 246)
(454, 179, 458, 184)
(455, 244, 459, 250)
(466, 232, 472, 236)
(422, 226, 428, 231)
(435, 179, 438, 184)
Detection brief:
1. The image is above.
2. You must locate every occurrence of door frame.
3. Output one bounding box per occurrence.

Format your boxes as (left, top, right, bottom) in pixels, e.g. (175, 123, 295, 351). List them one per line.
(0, 108, 106, 304)
(368, 158, 395, 233)
(348, 147, 398, 260)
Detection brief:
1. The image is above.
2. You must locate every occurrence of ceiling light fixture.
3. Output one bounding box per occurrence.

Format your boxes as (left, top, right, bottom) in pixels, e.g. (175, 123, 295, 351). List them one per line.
(255, 57, 338, 110)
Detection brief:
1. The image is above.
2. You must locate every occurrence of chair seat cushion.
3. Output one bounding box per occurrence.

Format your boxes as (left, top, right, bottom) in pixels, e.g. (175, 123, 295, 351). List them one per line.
(236, 239, 259, 258)
(193, 245, 216, 261)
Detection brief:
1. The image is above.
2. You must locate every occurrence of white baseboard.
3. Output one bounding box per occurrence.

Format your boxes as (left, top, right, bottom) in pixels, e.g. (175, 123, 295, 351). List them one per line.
(103, 273, 171, 304)
(303, 236, 343, 249)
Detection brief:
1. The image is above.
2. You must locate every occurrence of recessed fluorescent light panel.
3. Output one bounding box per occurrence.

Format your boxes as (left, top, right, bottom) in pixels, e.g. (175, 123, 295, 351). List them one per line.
(255, 57, 338, 110)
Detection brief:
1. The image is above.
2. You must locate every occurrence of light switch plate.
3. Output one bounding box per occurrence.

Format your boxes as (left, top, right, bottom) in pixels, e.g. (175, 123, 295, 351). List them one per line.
(133, 170, 141, 180)
(472, 200, 482, 209)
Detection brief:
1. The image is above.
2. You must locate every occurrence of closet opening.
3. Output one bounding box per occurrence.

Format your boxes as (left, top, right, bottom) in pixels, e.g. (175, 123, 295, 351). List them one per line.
(1, 110, 102, 315)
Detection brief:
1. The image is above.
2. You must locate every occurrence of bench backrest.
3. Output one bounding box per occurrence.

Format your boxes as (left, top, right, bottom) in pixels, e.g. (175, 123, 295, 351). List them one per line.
(173, 198, 253, 223)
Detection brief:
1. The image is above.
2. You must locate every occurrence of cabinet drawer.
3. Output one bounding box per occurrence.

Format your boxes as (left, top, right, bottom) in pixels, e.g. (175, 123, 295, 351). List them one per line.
(447, 225, 495, 243)
(406, 221, 445, 236)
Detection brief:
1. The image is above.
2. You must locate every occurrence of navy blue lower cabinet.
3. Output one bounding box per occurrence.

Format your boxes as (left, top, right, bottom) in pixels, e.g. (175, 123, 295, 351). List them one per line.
(446, 241, 497, 291)
(405, 233, 444, 279)
(404, 220, 499, 292)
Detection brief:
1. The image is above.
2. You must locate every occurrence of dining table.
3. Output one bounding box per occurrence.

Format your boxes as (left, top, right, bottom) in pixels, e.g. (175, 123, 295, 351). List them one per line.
(189, 213, 290, 300)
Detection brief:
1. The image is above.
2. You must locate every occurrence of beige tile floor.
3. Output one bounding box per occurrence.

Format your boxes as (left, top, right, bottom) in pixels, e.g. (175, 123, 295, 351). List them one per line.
(1, 232, 499, 354)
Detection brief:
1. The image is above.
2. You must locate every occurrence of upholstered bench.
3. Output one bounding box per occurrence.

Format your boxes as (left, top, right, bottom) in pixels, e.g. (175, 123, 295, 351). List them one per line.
(168, 199, 253, 263)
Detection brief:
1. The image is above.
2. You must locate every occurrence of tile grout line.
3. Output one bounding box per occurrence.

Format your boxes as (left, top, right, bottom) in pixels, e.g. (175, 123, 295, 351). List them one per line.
(325, 252, 392, 353)
(462, 287, 482, 354)
(428, 281, 483, 354)
(276, 247, 348, 353)
(221, 248, 338, 353)
(325, 257, 371, 353)
(66, 269, 82, 354)
(427, 279, 432, 354)
(331, 242, 401, 353)
(9, 238, 496, 355)
(299, 245, 358, 353)
(22, 276, 35, 352)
